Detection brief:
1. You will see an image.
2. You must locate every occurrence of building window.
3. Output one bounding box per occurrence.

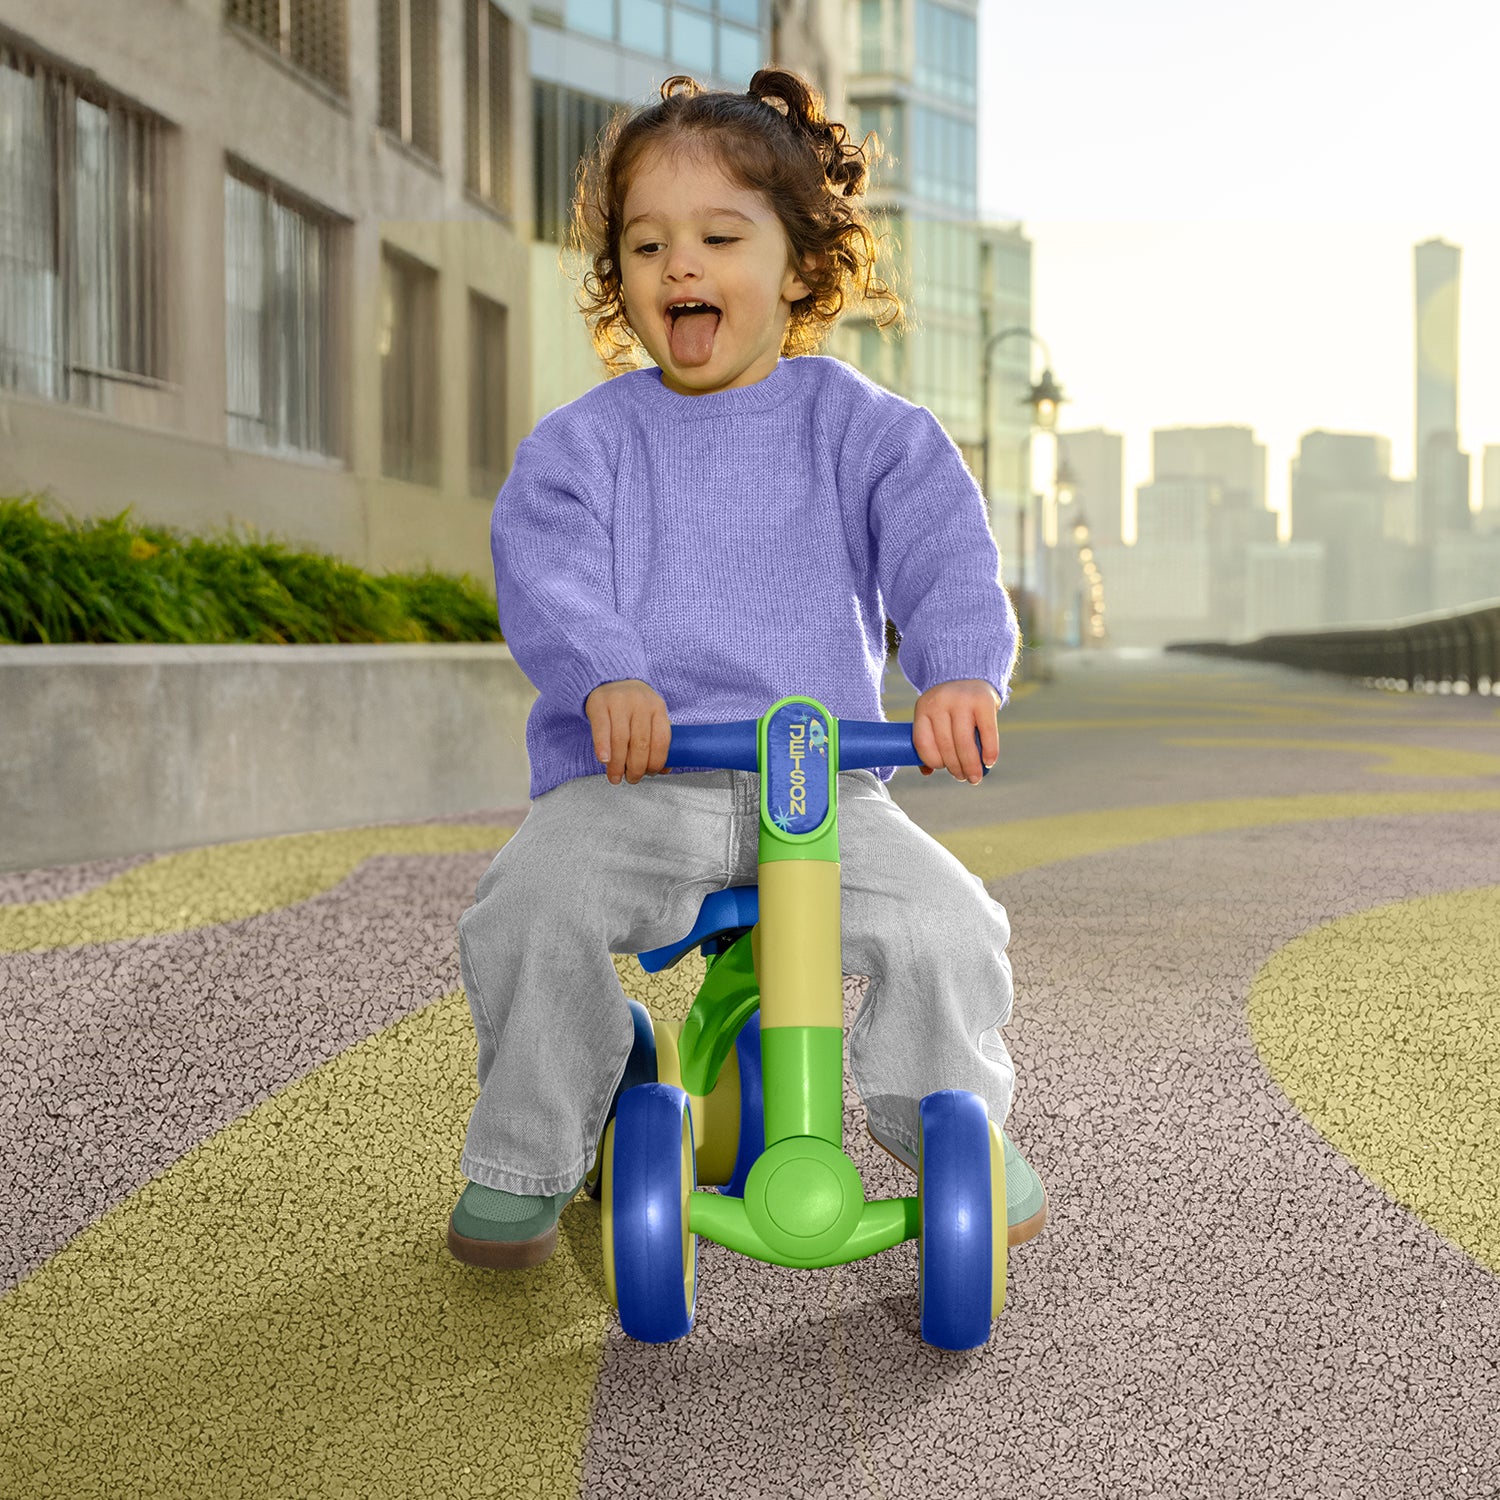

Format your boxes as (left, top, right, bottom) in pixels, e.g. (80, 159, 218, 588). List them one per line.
(0, 43, 167, 406)
(226, 0, 348, 96)
(849, 98, 905, 192)
(469, 291, 508, 497)
(915, 0, 976, 107)
(379, 0, 440, 160)
(718, 23, 760, 85)
(620, 0, 666, 58)
(532, 81, 615, 245)
(912, 104, 973, 212)
(380, 247, 439, 486)
(859, 0, 905, 75)
(669, 8, 713, 72)
(225, 166, 343, 459)
(564, 0, 614, 41)
(465, 0, 512, 210)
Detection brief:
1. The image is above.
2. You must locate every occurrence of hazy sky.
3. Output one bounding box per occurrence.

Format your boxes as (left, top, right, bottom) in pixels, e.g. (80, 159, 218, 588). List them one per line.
(975, 0, 1499, 537)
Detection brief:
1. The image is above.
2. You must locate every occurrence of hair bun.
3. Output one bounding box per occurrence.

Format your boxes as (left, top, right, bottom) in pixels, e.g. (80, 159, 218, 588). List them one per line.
(750, 83, 853, 193)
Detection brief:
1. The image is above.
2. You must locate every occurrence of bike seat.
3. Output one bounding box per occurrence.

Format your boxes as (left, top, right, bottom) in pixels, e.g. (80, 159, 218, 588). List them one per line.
(638, 884, 760, 973)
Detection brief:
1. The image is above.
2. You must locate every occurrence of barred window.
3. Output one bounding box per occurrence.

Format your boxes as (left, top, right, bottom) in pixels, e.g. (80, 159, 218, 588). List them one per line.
(379, 0, 440, 160)
(380, 246, 439, 486)
(532, 80, 615, 245)
(225, 166, 343, 458)
(0, 42, 167, 405)
(858, 0, 905, 75)
(226, 0, 348, 97)
(915, 0, 976, 108)
(469, 291, 507, 497)
(465, 0, 512, 210)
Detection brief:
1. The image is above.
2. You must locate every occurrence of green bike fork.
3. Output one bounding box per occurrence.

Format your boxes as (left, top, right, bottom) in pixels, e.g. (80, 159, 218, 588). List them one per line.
(682, 696, 920, 1269)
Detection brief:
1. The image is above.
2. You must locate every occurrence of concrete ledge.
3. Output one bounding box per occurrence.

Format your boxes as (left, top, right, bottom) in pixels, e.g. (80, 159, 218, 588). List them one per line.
(0, 644, 539, 873)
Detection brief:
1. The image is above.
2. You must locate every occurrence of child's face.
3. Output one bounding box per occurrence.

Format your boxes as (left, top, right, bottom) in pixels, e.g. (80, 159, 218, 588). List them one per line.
(618, 143, 815, 397)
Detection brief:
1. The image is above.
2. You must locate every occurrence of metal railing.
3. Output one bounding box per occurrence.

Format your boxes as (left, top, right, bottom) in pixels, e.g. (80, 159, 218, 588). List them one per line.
(1167, 597, 1500, 694)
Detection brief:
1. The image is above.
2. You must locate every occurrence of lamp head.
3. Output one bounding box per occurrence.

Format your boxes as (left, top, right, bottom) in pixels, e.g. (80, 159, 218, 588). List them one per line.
(1020, 367, 1068, 431)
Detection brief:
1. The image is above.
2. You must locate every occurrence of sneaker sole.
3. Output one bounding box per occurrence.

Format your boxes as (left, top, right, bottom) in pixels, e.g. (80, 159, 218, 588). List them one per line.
(866, 1126, 1048, 1247)
(446, 1215, 558, 1270)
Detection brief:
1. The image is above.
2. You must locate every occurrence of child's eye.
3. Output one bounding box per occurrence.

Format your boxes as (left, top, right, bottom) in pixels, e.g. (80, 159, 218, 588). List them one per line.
(633, 237, 738, 254)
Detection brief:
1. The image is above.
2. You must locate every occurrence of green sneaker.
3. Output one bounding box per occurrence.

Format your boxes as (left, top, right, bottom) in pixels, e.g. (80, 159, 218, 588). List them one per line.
(867, 1123, 1049, 1246)
(446, 1179, 584, 1269)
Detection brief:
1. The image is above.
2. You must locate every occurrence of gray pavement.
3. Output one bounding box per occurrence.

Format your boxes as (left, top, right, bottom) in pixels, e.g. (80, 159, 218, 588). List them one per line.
(2, 648, 1498, 1499)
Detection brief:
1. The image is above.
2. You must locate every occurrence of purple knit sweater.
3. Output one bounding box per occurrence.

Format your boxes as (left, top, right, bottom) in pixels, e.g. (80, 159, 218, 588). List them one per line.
(492, 353, 1020, 800)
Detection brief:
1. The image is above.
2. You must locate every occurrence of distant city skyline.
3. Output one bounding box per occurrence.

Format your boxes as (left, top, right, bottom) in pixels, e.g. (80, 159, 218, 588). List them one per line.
(975, 0, 1498, 541)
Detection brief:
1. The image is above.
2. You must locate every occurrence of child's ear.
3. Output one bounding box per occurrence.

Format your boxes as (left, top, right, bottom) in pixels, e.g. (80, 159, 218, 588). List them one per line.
(789, 249, 826, 300)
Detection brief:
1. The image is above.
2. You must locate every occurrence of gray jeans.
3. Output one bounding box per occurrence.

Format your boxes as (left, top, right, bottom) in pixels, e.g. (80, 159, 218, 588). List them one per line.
(456, 768, 1017, 1196)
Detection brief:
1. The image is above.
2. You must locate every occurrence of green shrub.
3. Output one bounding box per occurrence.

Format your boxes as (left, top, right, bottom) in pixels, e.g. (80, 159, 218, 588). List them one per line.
(0, 495, 503, 645)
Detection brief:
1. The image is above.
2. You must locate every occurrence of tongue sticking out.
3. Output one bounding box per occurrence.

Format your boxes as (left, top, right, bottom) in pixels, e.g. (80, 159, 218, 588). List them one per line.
(668, 308, 721, 365)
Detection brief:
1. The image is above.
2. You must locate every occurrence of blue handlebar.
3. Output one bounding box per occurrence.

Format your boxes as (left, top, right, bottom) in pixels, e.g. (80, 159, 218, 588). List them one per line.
(663, 718, 989, 776)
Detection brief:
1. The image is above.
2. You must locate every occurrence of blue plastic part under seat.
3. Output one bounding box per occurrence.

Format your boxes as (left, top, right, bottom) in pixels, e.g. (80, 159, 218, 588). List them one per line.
(638, 885, 761, 973)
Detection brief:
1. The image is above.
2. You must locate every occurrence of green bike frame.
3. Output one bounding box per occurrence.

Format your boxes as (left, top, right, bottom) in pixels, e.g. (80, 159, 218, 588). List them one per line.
(673, 695, 920, 1269)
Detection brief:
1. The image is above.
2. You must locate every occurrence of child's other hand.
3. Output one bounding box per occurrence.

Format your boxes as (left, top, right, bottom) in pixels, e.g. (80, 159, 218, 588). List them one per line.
(912, 680, 1001, 784)
(585, 679, 672, 784)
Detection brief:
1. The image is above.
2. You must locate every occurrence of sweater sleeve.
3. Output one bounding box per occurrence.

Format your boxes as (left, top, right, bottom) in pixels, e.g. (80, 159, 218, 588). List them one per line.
(491, 420, 653, 716)
(866, 405, 1020, 707)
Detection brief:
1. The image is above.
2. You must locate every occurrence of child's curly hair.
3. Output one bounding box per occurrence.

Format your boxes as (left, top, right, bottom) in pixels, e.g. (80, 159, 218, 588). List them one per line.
(563, 67, 909, 377)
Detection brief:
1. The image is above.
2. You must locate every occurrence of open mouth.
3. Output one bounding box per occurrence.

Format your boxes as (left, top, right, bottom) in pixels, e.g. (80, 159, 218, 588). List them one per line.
(665, 301, 723, 363)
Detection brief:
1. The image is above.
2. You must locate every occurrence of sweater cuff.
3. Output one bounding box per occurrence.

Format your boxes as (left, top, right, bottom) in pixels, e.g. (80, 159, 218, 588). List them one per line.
(904, 641, 1016, 708)
(556, 654, 655, 717)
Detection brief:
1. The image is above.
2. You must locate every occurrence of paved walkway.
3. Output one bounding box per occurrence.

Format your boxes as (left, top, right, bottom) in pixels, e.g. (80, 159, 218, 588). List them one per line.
(2, 651, 1498, 1498)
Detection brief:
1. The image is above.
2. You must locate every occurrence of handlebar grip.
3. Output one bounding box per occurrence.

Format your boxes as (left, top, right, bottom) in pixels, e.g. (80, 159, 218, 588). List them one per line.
(662, 719, 760, 771)
(837, 720, 924, 770)
(663, 719, 988, 776)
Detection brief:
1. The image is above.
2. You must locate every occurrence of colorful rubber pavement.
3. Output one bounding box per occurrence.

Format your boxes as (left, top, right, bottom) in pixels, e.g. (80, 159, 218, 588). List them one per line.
(2, 650, 1498, 1499)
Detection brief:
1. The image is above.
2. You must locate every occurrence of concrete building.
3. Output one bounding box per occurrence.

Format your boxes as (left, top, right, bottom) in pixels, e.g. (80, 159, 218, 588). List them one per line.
(1432, 533, 1500, 612)
(1086, 539, 1210, 648)
(0, 0, 531, 584)
(978, 221, 1037, 561)
(1245, 541, 1324, 639)
(803, 0, 1038, 558)
(0, 0, 1035, 599)
(1289, 430, 1423, 624)
(1208, 499, 1278, 637)
(1135, 477, 1220, 547)
(1480, 444, 1500, 535)
(1413, 237, 1470, 547)
(1384, 475, 1418, 545)
(1057, 428, 1123, 546)
(1152, 424, 1267, 511)
(1146, 423, 1274, 639)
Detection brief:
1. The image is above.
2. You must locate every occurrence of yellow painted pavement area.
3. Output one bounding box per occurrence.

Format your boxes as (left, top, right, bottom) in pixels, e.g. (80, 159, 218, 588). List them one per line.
(1162, 737, 1500, 779)
(1248, 885, 1500, 1276)
(5, 786, 1500, 1494)
(0, 825, 513, 954)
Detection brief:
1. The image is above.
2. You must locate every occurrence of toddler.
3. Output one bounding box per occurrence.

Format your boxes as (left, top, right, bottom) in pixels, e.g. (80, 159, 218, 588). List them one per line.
(448, 67, 1047, 1269)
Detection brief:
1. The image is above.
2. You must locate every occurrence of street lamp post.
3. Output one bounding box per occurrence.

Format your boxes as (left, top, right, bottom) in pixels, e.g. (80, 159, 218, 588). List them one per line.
(978, 327, 1068, 665)
(1046, 457, 1079, 646)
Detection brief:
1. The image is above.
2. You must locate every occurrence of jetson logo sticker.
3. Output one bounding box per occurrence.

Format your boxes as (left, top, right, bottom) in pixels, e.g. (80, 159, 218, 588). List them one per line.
(767, 703, 830, 834)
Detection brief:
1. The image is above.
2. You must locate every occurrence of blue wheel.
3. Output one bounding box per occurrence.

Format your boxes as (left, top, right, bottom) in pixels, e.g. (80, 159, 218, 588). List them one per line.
(917, 1090, 1005, 1351)
(720, 1010, 764, 1198)
(605, 1083, 697, 1343)
(586, 999, 657, 1201)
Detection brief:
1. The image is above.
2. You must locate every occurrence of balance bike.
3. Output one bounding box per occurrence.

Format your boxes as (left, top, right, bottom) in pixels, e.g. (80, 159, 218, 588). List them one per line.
(591, 695, 1006, 1351)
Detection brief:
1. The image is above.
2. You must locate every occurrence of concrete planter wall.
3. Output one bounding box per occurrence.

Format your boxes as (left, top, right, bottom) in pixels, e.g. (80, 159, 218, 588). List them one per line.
(0, 644, 539, 874)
